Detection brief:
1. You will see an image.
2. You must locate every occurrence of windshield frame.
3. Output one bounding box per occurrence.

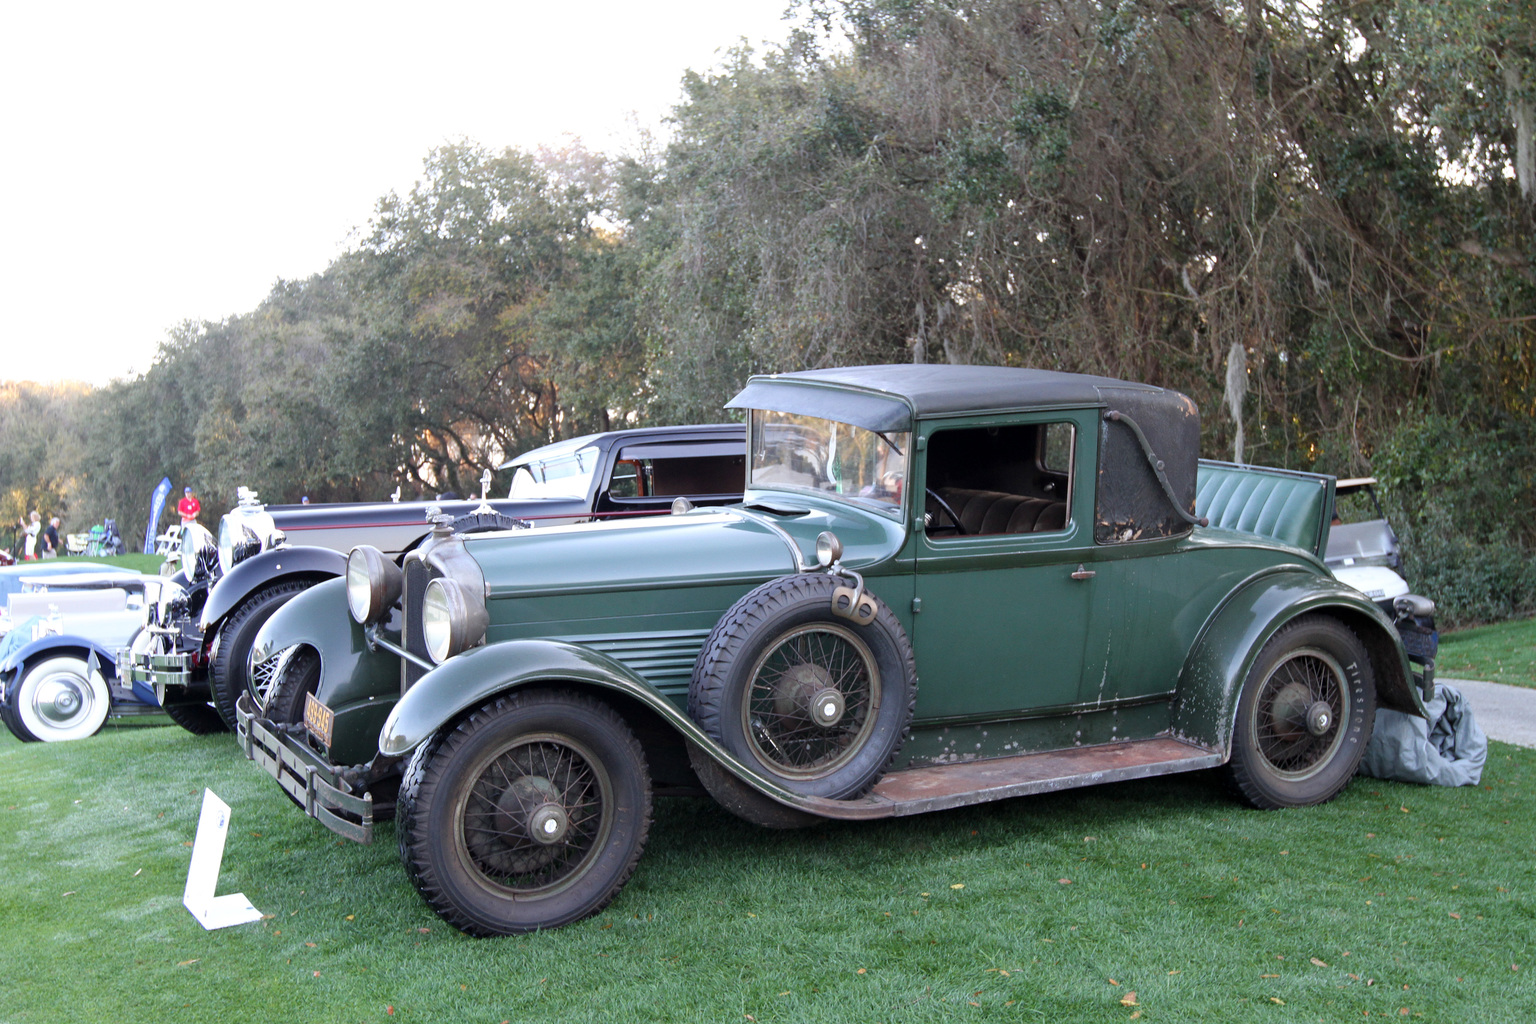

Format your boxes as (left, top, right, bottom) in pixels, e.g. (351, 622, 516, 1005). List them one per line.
(746, 409, 911, 521)
(507, 444, 603, 500)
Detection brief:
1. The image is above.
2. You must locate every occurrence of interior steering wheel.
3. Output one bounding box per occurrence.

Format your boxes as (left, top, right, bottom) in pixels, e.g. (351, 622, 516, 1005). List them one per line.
(925, 488, 967, 535)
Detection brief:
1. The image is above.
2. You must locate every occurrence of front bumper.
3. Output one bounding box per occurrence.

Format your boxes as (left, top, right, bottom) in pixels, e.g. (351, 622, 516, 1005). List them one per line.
(235, 691, 376, 844)
(118, 648, 193, 691)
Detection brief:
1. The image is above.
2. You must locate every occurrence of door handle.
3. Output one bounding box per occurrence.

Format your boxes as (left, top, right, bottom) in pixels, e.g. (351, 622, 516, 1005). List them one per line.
(1070, 564, 1096, 581)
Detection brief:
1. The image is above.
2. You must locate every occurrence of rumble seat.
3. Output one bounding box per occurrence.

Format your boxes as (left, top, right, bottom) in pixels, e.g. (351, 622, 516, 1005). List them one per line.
(933, 487, 1067, 535)
(1195, 460, 1332, 556)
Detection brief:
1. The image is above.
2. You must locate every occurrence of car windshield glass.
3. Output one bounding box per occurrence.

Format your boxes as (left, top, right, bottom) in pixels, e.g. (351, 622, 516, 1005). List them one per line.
(748, 410, 909, 514)
(508, 446, 601, 499)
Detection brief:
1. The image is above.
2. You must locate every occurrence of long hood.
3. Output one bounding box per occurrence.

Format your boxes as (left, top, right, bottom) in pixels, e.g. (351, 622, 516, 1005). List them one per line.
(467, 509, 796, 599)
(464, 500, 906, 600)
(270, 496, 589, 556)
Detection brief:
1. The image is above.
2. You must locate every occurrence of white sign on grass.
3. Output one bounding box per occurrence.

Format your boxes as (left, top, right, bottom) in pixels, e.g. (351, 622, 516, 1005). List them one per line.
(183, 788, 263, 930)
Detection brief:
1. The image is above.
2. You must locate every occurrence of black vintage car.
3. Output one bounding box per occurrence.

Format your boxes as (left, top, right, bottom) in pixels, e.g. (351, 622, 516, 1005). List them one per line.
(123, 425, 744, 733)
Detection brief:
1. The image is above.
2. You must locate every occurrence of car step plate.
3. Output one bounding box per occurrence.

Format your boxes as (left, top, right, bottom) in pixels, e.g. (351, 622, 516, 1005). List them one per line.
(800, 737, 1223, 820)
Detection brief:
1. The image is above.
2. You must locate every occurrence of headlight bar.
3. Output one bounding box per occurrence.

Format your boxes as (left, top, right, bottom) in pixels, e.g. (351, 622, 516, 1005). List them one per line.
(421, 577, 488, 664)
(346, 545, 403, 626)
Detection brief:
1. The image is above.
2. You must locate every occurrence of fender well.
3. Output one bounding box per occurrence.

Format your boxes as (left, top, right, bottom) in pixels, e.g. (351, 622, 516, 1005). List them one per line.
(1172, 567, 1420, 753)
(377, 639, 808, 807)
(201, 545, 346, 629)
(1, 636, 121, 678)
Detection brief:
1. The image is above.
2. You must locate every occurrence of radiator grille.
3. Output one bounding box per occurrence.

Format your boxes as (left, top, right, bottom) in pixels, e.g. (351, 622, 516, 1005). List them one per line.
(401, 557, 441, 692)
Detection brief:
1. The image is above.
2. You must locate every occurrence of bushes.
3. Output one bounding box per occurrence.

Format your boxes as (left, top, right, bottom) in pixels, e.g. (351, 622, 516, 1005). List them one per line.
(1394, 509, 1536, 628)
(1372, 413, 1536, 628)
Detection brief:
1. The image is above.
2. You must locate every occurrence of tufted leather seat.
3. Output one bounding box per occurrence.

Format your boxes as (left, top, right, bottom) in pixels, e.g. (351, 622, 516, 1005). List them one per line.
(933, 487, 1067, 535)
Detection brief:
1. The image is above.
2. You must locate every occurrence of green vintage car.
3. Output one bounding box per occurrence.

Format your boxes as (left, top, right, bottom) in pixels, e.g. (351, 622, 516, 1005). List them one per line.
(237, 365, 1433, 937)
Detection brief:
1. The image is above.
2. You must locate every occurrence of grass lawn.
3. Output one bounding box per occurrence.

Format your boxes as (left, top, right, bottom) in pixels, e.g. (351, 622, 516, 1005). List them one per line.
(2, 724, 1531, 1023)
(1439, 618, 1536, 689)
(66, 553, 166, 574)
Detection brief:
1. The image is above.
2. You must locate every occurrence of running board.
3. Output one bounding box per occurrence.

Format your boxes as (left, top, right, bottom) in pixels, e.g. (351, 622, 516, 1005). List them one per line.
(798, 737, 1224, 820)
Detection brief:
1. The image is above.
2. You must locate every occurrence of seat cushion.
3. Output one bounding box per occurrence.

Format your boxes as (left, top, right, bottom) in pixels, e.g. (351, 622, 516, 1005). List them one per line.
(935, 488, 1066, 535)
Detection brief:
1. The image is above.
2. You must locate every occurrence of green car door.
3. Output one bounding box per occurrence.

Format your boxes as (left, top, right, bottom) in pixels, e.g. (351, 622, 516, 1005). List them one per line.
(910, 410, 1099, 719)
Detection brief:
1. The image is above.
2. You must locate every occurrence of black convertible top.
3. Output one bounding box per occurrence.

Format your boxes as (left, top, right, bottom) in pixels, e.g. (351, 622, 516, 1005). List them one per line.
(727, 364, 1171, 432)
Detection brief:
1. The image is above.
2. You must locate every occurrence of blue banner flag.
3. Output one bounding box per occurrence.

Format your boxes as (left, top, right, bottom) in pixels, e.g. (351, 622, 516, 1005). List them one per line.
(145, 476, 173, 554)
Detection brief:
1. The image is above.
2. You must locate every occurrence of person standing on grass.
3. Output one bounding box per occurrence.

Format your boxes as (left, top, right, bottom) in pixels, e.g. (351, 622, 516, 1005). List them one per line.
(178, 486, 201, 525)
(19, 511, 40, 560)
(42, 516, 60, 558)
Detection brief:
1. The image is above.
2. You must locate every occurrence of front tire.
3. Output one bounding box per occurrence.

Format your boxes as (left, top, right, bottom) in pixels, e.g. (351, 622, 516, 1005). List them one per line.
(163, 700, 231, 735)
(6, 656, 111, 742)
(209, 580, 311, 728)
(261, 647, 320, 726)
(1226, 615, 1376, 809)
(396, 689, 652, 936)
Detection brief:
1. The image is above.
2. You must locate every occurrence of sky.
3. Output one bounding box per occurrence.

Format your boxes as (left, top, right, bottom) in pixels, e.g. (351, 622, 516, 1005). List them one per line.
(1, 0, 803, 387)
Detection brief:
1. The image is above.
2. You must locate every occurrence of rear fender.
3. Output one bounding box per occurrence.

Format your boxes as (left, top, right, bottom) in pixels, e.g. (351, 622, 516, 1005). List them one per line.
(1172, 567, 1421, 753)
(201, 545, 346, 630)
(377, 639, 812, 809)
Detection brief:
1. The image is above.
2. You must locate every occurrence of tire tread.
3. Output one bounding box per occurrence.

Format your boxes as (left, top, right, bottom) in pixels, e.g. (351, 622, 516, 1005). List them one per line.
(396, 688, 651, 936)
(209, 579, 314, 729)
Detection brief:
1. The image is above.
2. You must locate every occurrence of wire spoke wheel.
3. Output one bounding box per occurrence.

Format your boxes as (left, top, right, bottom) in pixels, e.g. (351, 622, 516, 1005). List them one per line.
(249, 648, 282, 706)
(397, 689, 651, 935)
(743, 623, 881, 778)
(456, 733, 613, 897)
(691, 573, 916, 804)
(1251, 647, 1346, 779)
(1227, 615, 1376, 809)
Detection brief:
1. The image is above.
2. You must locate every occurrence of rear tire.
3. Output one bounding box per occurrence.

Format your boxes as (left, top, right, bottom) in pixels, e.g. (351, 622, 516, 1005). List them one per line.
(1226, 615, 1376, 809)
(163, 700, 231, 735)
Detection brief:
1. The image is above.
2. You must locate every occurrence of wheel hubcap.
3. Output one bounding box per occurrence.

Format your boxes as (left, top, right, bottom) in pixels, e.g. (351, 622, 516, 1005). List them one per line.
(527, 802, 570, 846)
(1252, 647, 1348, 780)
(744, 623, 881, 779)
(809, 687, 845, 728)
(35, 675, 93, 727)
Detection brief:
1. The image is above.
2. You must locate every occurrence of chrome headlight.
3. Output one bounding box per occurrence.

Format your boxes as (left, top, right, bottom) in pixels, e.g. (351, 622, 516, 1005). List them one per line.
(346, 546, 403, 626)
(217, 508, 277, 573)
(217, 516, 236, 574)
(421, 577, 488, 664)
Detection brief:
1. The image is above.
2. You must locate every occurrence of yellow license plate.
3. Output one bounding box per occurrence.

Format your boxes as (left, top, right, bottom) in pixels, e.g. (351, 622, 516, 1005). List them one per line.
(304, 693, 335, 748)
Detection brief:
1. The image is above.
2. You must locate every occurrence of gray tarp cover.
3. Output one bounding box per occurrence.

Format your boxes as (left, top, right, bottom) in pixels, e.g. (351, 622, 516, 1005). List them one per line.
(1359, 683, 1487, 787)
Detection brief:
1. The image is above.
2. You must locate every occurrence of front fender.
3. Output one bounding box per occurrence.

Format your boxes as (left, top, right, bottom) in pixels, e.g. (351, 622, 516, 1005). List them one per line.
(1172, 566, 1421, 753)
(249, 576, 399, 712)
(1, 633, 124, 677)
(377, 639, 818, 811)
(201, 545, 346, 629)
(0, 633, 157, 705)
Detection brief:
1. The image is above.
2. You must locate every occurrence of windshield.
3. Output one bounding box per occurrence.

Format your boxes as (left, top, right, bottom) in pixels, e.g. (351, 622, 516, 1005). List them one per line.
(508, 445, 601, 500)
(748, 410, 909, 514)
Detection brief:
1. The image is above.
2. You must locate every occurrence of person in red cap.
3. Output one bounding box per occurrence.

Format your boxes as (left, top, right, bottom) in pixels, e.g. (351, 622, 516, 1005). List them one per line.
(178, 486, 202, 525)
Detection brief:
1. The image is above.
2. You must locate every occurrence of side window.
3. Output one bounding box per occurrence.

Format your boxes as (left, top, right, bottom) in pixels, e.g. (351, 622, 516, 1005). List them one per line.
(924, 422, 1074, 538)
(1042, 422, 1073, 474)
(604, 454, 747, 500)
(607, 460, 645, 498)
(649, 454, 745, 496)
